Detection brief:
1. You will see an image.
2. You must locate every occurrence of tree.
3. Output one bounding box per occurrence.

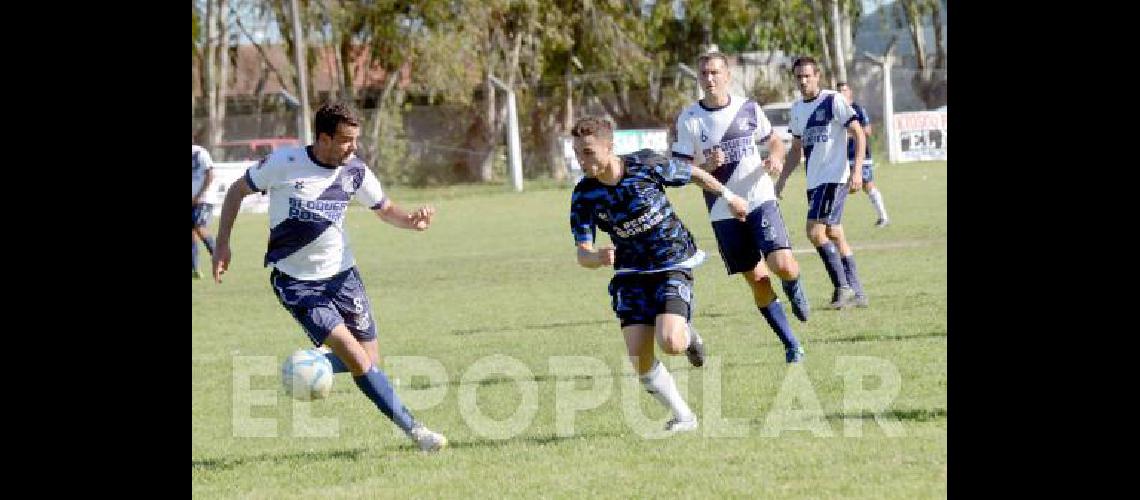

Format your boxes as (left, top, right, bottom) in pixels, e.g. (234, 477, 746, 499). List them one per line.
(899, 0, 946, 108)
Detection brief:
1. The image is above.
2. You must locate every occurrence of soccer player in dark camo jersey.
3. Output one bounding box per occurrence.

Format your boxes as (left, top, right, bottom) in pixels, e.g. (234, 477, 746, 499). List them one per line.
(569, 116, 748, 433)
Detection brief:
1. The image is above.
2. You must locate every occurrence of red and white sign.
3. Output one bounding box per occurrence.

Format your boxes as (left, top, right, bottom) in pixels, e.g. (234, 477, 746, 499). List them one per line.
(892, 111, 947, 162)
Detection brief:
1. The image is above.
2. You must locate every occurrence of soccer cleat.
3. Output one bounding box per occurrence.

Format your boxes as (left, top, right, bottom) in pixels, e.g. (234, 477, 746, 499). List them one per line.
(785, 346, 806, 364)
(829, 287, 857, 310)
(685, 326, 706, 368)
(408, 423, 448, 452)
(853, 294, 870, 308)
(783, 280, 811, 322)
(664, 415, 699, 432)
(875, 218, 890, 228)
(192, 269, 202, 279)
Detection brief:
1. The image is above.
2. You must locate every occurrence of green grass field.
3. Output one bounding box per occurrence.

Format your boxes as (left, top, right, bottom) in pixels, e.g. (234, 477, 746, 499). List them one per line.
(192, 161, 946, 498)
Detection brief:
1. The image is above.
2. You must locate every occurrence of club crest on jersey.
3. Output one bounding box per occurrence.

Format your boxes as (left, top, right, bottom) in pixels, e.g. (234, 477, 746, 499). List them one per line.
(737, 117, 750, 131)
(294, 181, 305, 190)
(815, 109, 826, 121)
(341, 172, 356, 193)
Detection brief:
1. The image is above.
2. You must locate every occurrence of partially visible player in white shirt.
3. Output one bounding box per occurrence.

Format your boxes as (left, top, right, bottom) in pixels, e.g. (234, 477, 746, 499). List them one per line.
(211, 102, 448, 452)
(671, 52, 808, 364)
(192, 145, 216, 279)
(775, 56, 868, 309)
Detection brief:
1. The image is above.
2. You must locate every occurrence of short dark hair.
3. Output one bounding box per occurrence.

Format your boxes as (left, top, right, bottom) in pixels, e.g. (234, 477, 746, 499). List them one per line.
(792, 56, 819, 74)
(571, 116, 613, 143)
(313, 102, 361, 140)
(697, 51, 731, 69)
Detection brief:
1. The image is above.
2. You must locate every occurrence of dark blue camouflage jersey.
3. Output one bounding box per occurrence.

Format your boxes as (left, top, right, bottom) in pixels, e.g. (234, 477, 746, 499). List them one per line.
(569, 149, 700, 273)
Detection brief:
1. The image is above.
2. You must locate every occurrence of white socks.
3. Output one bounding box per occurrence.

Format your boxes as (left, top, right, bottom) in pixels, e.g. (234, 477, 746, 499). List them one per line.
(640, 360, 694, 420)
(868, 188, 888, 220)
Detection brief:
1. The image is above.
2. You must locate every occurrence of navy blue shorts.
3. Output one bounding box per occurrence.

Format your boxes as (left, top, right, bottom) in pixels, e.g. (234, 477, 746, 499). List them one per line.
(608, 269, 694, 328)
(849, 161, 874, 183)
(269, 267, 377, 345)
(710, 200, 792, 275)
(192, 203, 213, 228)
(806, 183, 849, 225)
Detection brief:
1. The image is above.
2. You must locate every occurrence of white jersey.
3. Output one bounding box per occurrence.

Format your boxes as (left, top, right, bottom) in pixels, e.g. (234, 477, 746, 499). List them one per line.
(192, 145, 213, 198)
(671, 95, 776, 222)
(789, 89, 859, 189)
(243, 146, 386, 280)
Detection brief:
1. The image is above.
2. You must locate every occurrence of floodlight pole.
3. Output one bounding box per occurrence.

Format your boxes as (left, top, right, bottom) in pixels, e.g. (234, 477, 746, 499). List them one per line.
(488, 75, 523, 192)
(862, 38, 898, 164)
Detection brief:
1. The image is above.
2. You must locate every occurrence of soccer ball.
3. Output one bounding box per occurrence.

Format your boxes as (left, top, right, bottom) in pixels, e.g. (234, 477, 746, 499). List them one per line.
(282, 348, 334, 401)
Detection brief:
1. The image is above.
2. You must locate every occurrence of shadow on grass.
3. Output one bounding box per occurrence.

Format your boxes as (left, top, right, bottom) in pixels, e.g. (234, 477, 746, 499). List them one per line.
(824, 407, 947, 422)
(193, 447, 368, 472)
(446, 429, 628, 451)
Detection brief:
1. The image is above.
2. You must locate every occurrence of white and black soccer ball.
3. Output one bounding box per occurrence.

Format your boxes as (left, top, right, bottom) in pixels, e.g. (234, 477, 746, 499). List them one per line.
(281, 348, 334, 401)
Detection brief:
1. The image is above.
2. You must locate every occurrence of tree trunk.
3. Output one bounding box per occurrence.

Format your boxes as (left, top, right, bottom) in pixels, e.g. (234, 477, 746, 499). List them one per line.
(213, 0, 229, 148)
(204, 0, 217, 151)
(811, 1, 835, 88)
(830, 0, 847, 83)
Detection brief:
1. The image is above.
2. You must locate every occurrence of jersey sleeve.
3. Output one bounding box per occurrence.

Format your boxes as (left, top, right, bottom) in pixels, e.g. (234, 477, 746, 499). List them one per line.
(833, 93, 859, 127)
(354, 167, 387, 209)
(569, 189, 596, 245)
(651, 155, 693, 187)
(753, 103, 774, 144)
(857, 105, 871, 126)
(670, 112, 698, 162)
(196, 148, 214, 172)
(244, 153, 280, 194)
(789, 105, 804, 137)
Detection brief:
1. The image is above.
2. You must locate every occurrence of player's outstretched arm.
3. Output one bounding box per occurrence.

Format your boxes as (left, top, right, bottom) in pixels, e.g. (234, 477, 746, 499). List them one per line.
(689, 166, 747, 221)
(213, 180, 255, 283)
(373, 199, 436, 231)
(576, 241, 614, 269)
(774, 137, 802, 198)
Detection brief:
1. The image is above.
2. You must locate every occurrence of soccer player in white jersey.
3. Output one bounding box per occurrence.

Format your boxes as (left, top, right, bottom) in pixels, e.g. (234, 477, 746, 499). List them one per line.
(210, 102, 447, 452)
(838, 82, 890, 228)
(192, 145, 217, 279)
(775, 57, 868, 309)
(671, 52, 808, 363)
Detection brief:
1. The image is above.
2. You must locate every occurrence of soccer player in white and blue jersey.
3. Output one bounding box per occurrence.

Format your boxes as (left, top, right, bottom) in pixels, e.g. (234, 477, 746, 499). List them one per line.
(838, 82, 890, 228)
(192, 145, 216, 279)
(210, 102, 447, 451)
(570, 116, 748, 432)
(775, 57, 868, 309)
(671, 52, 809, 363)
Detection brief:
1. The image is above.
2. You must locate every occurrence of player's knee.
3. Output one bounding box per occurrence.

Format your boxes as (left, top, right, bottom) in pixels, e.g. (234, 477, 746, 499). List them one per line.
(659, 326, 688, 354)
(825, 225, 843, 239)
(772, 259, 798, 279)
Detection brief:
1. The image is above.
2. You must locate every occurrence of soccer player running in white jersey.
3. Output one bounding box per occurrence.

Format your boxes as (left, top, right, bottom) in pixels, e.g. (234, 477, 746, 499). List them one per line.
(671, 52, 809, 363)
(210, 102, 447, 452)
(570, 116, 749, 432)
(775, 57, 868, 309)
(837, 82, 890, 228)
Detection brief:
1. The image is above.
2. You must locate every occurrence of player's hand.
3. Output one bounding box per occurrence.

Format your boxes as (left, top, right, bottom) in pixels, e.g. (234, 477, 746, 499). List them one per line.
(409, 205, 436, 231)
(764, 156, 784, 176)
(727, 195, 749, 221)
(702, 147, 726, 171)
(212, 243, 231, 284)
(848, 176, 863, 194)
(596, 245, 616, 267)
